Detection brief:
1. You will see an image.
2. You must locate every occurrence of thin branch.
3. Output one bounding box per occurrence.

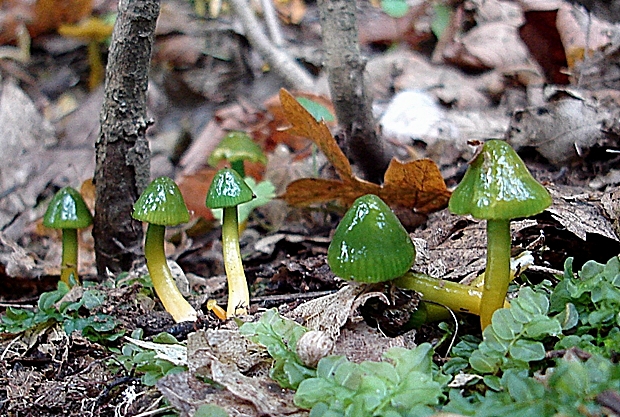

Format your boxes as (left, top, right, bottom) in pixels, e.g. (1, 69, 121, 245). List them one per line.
(261, 0, 284, 46)
(228, 0, 315, 91)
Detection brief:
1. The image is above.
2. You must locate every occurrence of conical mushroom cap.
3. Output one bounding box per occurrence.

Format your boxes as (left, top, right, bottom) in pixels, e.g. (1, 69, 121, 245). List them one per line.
(328, 194, 416, 283)
(205, 168, 254, 209)
(43, 187, 93, 229)
(132, 177, 190, 226)
(208, 132, 267, 166)
(449, 140, 552, 220)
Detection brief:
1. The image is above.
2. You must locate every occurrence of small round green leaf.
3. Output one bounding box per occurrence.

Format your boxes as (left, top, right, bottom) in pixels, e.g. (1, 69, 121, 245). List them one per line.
(328, 194, 415, 283)
(132, 177, 190, 226)
(43, 186, 93, 229)
(205, 168, 254, 209)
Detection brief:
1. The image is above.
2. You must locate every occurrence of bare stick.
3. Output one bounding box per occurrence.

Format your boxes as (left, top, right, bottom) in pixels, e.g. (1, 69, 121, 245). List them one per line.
(317, 0, 390, 183)
(228, 0, 314, 91)
(93, 0, 159, 277)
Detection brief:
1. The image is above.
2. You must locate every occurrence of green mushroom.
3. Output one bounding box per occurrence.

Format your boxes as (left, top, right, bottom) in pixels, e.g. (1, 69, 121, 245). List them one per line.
(132, 177, 197, 323)
(208, 131, 267, 178)
(449, 140, 552, 329)
(206, 168, 255, 318)
(328, 194, 416, 283)
(43, 186, 93, 286)
(329, 194, 508, 325)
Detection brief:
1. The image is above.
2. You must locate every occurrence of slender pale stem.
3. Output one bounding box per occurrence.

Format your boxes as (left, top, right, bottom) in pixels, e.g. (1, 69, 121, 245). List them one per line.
(61, 229, 79, 286)
(222, 206, 250, 318)
(480, 219, 511, 329)
(144, 224, 197, 323)
(395, 272, 486, 315)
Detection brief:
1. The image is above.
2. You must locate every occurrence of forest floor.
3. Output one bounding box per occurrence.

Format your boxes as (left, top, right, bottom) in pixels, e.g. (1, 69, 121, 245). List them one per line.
(2, 0, 620, 416)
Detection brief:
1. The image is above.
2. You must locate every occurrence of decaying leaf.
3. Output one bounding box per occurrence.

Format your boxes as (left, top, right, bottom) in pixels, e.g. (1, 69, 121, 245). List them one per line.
(279, 89, 450, 213)
(506, 89, 613, 165)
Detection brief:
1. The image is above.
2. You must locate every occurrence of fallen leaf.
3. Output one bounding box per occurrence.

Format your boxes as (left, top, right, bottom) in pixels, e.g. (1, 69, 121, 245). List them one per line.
(279, 89, 450, 213)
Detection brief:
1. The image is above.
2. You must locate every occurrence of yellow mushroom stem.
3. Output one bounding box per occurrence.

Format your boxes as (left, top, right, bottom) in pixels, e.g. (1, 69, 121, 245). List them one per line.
(60, 228, 80, 286)
(222, 206, 251, 318)
(395, 272, 510, 317)
(479, 219, 512, 329)
(144, 224, 197, 323)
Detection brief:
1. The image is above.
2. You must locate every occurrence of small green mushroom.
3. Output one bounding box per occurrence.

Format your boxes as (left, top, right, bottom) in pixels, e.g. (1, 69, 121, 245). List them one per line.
(328, 194, 415, 283)
(43, 186, 93, 286)
(449, 140, 552, 329)
(208, 131, 267, 177)
(206, 168, 255, 318)
(132, 177, 197, 323)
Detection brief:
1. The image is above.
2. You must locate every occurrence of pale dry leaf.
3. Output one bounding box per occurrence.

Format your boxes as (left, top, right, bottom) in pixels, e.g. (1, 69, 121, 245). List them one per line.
(516, 0, 564, 12)
(547, 186, 619, 242)
(125, 337, 188, 367)
(158, 372, 262, 417)
(470, 0, 524, 26)
(211, 360, 300, 415)
(506, 91, 612, 165)
(187, 329, 267, 375)
(367, 50, 494, 108)
(444, 22, 532, 70)
(556, 4, 616, 58)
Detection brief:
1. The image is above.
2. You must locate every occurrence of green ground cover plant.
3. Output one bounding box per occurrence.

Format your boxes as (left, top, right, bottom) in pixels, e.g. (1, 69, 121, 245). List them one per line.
(239, 255, 620, 417)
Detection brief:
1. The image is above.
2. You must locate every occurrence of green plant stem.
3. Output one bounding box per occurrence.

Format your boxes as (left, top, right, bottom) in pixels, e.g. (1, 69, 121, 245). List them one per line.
(222, 206, 250, 317)
(144, 224, 197, 323)
(230, 160, 245, 177)
(61, 229, 79, 286)
(480, 219, 511, 329)
(395, 272, 486, 315)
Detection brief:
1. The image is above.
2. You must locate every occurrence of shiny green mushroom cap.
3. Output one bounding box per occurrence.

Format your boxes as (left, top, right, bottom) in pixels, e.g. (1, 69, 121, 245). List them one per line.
(44, 186, 93, 229)
(328, 194, 416, 283)
(205, 168, 254, 209)
(208, 132, 267, 167)
(449, 140, 552, 219)
(132, 177, 190, 226)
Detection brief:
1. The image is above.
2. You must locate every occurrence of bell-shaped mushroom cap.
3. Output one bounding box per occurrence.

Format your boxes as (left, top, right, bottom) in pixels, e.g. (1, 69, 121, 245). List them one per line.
(449, 140, 552, 220)
(133, 177, 190, 226)
(328, 194, 416, 283)
(43, 186, 93, 229)
(208, 132, 267, 166)
(205, 168, 254, 209)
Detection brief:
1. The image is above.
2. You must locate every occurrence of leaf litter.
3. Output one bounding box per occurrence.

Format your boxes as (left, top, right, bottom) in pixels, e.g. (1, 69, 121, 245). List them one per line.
(5, 0, 620, 415)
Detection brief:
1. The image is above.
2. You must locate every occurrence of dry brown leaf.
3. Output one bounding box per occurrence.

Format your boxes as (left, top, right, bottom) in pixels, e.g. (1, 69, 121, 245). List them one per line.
(279, 89, 451, 213)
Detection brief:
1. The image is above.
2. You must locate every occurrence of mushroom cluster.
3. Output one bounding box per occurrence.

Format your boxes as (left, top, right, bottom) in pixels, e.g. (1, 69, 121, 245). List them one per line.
(327, 194, 492, 325)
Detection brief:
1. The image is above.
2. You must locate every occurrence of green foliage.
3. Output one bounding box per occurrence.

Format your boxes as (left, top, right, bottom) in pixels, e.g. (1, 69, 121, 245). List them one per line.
(239, 308, 316, 389)
(0, 282, 123, 343)
(246, 257, 620, 416)
(465, 287, 562, 374)
(444, 354, 620, 417)
(380, 0, 409, 18)
(296, 97, 335, 122)
(195, 404, 229, 417)
(294, 343, 450, 417)
(550, 256, 620, 356)
(111, 331, 187, 386)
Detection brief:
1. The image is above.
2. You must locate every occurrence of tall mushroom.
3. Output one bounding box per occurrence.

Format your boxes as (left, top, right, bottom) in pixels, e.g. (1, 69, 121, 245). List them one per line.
(132, 176, 197, 323)
(206, 168, 255, 318)
(449, 140, 551, 329)
(43, 186, 93, 286)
